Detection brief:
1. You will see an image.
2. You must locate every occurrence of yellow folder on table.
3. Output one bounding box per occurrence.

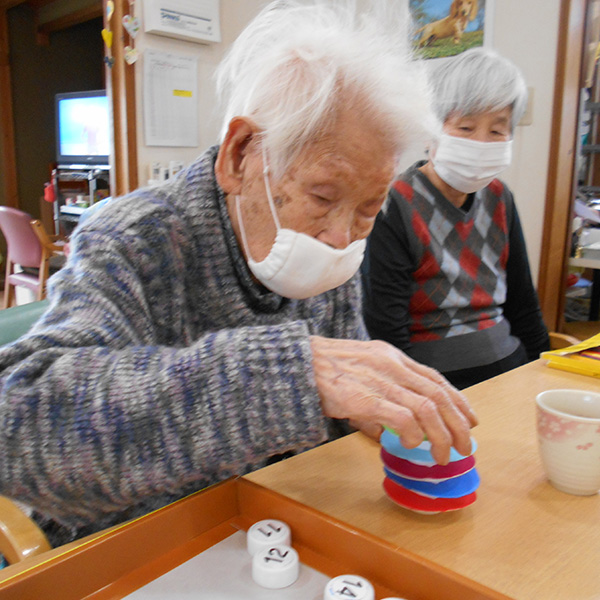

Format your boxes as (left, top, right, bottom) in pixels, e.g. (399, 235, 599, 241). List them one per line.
(541, 333, 600, 378)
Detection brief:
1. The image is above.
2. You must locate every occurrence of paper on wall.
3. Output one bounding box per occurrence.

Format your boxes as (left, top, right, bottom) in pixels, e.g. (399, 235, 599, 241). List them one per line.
(143, 49, 199, 147)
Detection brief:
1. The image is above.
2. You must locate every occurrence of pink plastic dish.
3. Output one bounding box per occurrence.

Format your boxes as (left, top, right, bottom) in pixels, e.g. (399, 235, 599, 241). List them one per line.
(381, 447, 476, 482)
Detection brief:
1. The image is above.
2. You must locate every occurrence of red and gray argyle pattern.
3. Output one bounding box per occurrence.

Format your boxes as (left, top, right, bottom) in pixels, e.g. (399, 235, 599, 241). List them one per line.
(394, 178, 509, 343)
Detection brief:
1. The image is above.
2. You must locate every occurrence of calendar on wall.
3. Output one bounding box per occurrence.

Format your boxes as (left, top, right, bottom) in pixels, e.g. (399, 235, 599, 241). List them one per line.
(143, 0, 221, 44)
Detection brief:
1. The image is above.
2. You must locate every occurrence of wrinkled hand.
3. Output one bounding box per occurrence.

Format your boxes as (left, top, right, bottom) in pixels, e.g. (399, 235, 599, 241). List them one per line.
(310, 336, 478, 465)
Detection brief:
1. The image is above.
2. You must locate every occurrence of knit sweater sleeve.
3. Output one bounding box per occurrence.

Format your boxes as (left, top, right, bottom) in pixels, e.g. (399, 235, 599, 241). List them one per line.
(362, 194, 416, 350)
(0, 208, 329, 530)
(502, 194, 550, 360)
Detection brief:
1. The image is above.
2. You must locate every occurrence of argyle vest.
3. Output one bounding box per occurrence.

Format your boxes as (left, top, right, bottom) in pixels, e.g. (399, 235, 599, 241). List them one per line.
(392, 176, 510, 343)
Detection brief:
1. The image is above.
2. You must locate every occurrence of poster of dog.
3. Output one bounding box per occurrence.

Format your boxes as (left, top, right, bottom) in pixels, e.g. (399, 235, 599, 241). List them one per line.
(410, 0, 490, 60)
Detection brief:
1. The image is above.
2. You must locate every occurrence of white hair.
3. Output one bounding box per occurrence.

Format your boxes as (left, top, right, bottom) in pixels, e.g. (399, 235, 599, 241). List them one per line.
(430, 47, 528, 130)
(215, 0, 438, 178)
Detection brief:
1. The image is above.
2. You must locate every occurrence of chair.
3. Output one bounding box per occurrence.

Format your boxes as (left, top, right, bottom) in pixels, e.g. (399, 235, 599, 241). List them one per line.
(0, 207, 65, 309)
(548, 332, 581, 350)
(0, 497, 51, 565)
(0, 300, 53, 564)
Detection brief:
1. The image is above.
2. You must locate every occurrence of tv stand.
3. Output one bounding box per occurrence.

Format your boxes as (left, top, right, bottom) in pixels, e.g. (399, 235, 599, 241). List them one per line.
(52, 165, 110, 236)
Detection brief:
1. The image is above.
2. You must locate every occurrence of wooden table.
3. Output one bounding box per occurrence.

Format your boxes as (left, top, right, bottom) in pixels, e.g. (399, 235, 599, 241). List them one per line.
(247, 359, 600, 600)
(0, 359, 598, 599)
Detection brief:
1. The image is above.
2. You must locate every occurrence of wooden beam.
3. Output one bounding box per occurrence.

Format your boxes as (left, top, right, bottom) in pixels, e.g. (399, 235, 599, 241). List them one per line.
(124, 42, 138, 191)
(36, 2, 102, 34)
(27, 0, 59, 9)
(538, 0, 587, 332)
(0, 0, 26, 10)
(0, 8, 19, 208)
(105, 0, 137, 196)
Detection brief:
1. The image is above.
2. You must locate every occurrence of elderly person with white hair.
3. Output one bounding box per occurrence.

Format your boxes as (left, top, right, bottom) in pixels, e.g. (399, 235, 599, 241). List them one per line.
(363, 47, 549, 391)
(0, 1, 476, 546)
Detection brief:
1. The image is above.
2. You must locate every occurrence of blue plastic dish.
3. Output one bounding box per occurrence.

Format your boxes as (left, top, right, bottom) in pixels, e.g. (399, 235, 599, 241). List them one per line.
(384, 466, 480, 498)
(380, 429, 477, 465)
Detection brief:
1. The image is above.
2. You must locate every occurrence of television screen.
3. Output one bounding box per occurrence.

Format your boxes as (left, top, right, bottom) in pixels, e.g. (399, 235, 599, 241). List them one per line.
(55, 90, 110, 166)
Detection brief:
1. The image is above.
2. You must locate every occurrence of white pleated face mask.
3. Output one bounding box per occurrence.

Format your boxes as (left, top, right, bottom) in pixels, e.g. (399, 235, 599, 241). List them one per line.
(235, 148, 366, 300)
(431, 133, 513, 194)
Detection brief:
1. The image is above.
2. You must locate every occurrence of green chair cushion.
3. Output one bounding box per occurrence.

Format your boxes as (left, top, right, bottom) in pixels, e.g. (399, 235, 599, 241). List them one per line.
(0, 300, 50, 346)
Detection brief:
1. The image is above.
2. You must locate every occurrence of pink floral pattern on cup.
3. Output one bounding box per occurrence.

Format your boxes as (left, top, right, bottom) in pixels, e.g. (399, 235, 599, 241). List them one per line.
(536, 389, 600, 495)
(576, 442, 593, 450)
(537, 411, 593, 442)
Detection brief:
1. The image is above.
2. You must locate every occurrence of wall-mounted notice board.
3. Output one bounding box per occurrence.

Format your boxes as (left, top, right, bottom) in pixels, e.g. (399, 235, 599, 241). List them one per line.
(144, 0, 221, 44)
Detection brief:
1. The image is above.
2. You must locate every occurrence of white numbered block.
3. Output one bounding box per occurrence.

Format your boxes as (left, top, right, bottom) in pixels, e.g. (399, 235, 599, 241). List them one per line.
(252, 544, 299, 589)
(324, 574, 375, 600)
(247, 519, 291, 555)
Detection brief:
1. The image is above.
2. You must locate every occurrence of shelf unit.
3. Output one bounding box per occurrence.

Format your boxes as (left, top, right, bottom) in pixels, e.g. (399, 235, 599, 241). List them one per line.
(52, 166, 110, 236)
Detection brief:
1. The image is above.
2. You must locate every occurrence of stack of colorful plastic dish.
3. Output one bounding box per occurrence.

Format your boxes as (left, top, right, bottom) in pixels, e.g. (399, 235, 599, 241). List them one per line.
(381, 428, 480, 514)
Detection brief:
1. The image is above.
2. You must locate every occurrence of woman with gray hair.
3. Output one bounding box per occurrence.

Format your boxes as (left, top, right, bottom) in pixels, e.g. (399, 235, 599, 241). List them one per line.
(363, 47, 549, 390)
(0, 0, 476, 546)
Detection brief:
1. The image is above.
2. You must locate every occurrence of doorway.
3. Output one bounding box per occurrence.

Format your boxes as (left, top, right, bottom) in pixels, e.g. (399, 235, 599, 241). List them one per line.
(8, 5, 105, 220)
(538, 0, 600, 339)
(563, 0, 600, 337)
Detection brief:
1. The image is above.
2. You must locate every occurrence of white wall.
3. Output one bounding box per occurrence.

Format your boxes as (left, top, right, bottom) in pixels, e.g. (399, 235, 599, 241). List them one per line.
(134, 1, 266, 184)
(133, 0, 562, 282)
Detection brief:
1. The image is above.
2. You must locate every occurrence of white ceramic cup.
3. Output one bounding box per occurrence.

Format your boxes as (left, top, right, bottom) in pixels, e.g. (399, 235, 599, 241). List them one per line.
(536, 389, 600, 495)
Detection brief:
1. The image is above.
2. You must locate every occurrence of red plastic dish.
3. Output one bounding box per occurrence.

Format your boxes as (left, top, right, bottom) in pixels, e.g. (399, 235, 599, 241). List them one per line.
(383, 477, 477, 513)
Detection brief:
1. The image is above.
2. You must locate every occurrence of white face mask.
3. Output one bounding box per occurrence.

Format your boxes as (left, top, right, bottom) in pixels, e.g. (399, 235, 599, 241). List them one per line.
(235, 148, 366, 299)
(431, 133, 513, 194)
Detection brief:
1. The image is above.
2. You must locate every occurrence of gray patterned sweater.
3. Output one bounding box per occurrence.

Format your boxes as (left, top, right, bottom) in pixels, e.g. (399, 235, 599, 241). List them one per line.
(0, 146, 363, 543)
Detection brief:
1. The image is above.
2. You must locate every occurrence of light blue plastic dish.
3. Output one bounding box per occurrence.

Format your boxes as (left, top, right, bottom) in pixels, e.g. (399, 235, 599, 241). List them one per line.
(380, 429, 477, 465)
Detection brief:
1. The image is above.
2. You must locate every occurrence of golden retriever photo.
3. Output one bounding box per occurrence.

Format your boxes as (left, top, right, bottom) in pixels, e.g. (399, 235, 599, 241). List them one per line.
(411, 0, 485, 59)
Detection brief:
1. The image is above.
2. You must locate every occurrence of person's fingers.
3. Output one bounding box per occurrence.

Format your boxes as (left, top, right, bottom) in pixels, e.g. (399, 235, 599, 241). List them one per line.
(424, 376, 478, 427)
(356, 394, 456, 465)
(352, 394, 460, 465)
(364, 359, 473, 459)
(414, 385, 472, 459)
(310, 336, 477, 464)
(372, 391, 453, 464)
(385, 348, 479, 429)
(372, 348, 476, 456)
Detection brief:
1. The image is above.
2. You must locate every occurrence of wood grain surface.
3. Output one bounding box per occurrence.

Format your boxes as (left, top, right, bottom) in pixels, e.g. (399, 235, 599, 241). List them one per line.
(246, 359, 600, 600)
